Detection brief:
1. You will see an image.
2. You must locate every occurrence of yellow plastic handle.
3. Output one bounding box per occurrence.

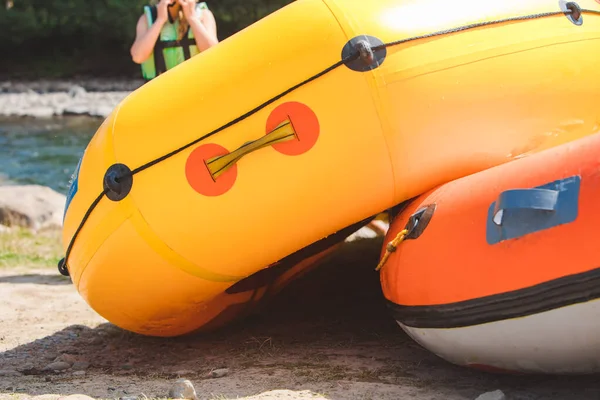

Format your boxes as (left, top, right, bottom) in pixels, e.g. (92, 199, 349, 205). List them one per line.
(205, 119, 297, 180)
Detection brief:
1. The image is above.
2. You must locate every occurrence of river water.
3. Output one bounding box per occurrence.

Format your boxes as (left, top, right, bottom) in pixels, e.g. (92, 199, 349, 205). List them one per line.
(0, 116, 100, 194)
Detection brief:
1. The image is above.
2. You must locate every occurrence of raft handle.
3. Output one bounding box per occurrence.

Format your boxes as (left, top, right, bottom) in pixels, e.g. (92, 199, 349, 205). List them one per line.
(405, 204, 437, 240)
(486, 176, 580, 245)
(205, 118, 297, 180)
(492, 188, 559, 226)
(375, 204, 436, 272)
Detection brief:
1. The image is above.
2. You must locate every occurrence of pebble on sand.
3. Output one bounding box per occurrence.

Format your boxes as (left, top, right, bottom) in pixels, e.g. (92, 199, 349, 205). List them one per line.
(475, 389, 507, 400)
(56, 396, 96, 400)
(208, 368, 229, 378)
(43, 361, 71, 371)
(168, 378, 198, 400)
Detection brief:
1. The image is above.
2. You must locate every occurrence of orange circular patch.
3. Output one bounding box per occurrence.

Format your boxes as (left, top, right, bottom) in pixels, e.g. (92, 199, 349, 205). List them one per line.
(185, 143, 236, 196)
(266, 101, 319, 156)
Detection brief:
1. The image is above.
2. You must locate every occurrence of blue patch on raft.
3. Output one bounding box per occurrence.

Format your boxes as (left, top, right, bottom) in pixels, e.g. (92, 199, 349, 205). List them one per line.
(63, 156, 82, 222)
(486, 175, 581, 245)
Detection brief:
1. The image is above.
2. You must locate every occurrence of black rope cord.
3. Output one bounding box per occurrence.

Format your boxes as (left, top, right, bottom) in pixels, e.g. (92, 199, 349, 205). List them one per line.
(372, 9, 596, 51)
(57, 5, 600, 276)
(58, 189, 108, 276)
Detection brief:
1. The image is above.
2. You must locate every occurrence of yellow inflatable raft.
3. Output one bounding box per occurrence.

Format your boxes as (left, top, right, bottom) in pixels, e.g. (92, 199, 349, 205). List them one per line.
(61, 0, 600, 337)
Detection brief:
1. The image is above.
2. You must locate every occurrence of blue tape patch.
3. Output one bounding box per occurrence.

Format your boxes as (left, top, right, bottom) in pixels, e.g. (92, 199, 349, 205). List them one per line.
(63, 156, 82, 222)
(486, 175, 581, 245)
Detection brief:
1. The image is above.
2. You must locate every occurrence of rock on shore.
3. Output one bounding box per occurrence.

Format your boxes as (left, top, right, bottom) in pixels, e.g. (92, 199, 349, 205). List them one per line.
(0, 79, 144, 94)
(0, 79, 144, 119)
(0, 185, 67, 230)
(0, 88, 130, 119)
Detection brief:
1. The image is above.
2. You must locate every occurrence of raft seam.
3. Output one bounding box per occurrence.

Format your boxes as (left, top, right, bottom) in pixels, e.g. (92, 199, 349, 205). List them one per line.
(129, 204, 242, 282)
(385, 35, 600, 85)
(321, 0, 399, 208)
(74, 215, 130, 292)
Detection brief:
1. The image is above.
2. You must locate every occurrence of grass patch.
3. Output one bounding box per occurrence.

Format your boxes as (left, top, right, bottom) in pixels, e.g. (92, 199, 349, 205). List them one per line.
(0, 227, 63, 269)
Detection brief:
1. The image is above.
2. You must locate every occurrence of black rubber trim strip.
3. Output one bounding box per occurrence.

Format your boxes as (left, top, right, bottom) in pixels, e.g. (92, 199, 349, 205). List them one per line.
(225, 214, 377, 294)
(387, 267, 600, 329)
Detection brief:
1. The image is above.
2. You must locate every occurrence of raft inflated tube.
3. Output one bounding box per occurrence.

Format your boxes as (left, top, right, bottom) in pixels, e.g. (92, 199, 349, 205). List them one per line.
(61, 0, 600, 336)
(380, 131, 600, 374)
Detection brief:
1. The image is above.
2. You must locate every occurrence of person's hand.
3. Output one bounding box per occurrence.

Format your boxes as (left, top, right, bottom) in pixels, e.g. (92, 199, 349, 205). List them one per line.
(179, 0, 199, 22)
(156, 0, 173, 24)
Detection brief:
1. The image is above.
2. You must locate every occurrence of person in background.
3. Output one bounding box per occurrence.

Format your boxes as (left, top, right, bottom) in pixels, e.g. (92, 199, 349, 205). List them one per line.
(130, 0, 219, 80)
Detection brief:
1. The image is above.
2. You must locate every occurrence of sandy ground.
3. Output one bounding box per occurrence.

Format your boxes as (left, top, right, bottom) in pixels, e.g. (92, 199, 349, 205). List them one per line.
(1, 237, 600, 400)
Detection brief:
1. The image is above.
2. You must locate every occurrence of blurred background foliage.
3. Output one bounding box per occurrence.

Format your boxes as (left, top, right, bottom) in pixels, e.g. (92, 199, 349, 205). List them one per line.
(0, 0, 294, 79)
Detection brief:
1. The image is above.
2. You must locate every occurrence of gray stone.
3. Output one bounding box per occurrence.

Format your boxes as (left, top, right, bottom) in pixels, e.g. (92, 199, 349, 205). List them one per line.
(168, 378, 198, 400)
(0, 185, 67, 229)
(208, 368, 229, 378)
(475, 390, 506, 400)
(44, 361, 71, 371)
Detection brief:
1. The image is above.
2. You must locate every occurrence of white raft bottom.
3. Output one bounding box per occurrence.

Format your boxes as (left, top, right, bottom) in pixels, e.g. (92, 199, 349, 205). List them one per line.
(397, 298, 600, 374)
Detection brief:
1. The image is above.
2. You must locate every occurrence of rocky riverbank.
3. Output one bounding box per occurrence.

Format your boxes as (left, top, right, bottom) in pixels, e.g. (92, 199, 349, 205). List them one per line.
(0, 79, 144, 94)
(0, 79, 144, 119)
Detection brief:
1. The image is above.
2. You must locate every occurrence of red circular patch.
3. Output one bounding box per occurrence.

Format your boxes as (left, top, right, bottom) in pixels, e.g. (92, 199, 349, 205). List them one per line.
(185, 143, 237, 196)
(265, 101, 319, 156)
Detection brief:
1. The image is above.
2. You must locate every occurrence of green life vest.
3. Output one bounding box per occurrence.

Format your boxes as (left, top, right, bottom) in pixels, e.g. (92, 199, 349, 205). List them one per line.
(140, 2, 208, 80)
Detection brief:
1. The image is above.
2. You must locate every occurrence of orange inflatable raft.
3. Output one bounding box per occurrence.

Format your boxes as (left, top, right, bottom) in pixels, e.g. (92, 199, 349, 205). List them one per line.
(379, 132, 600, 374)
